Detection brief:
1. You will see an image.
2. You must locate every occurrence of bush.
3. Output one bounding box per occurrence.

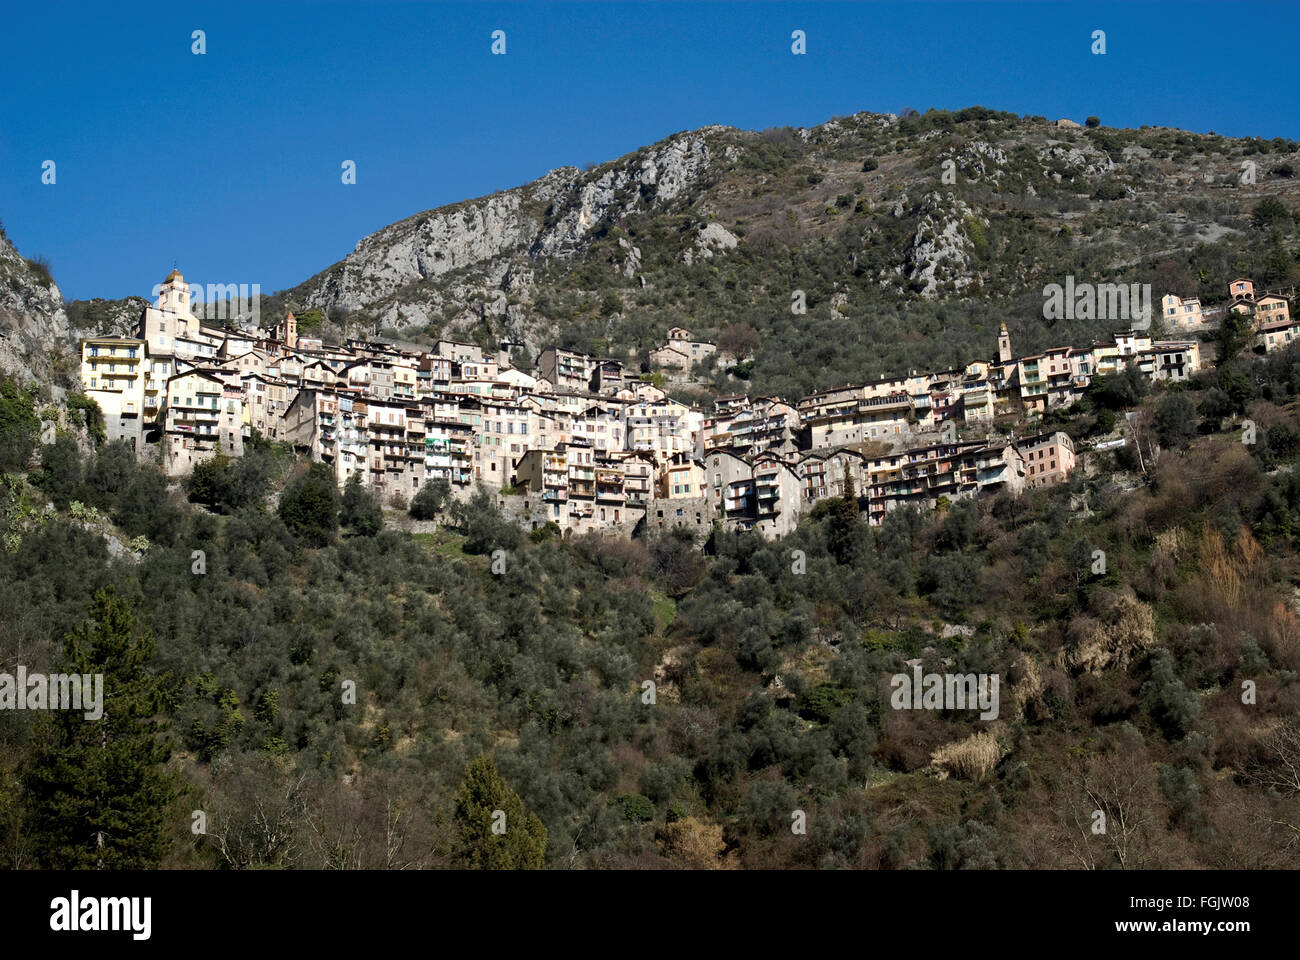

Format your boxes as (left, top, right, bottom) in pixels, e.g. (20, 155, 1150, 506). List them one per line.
(35, 434, 83, 509)
(1140, 648, 1200, 740)
(113, 466, 181, 544)
(188, 450, 272, 513)
(410, 478, 451, 521)
(1265, 422, 1300, 463)
(449, 488, 522, 555)
(1155, 394, 1197, 450)
(0, 376, 39, 471)
(529, 521, 561, 543)
(616, 793, 655, 823)
(1252, 197, 1291, 230)
(1085, 116, 1101, 128)
(278, 463, 339, 547)
(340, 474, 383, 536)
(65, 395, 105, 447)
(188, 453, 235, 508)
(861, 158, 879, 172)
(796, 684, 852, 723)
(86, 441, 136, 504)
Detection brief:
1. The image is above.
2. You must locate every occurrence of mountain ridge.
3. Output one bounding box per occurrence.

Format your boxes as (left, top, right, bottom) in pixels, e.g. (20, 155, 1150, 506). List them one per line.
(261, 106, 1298, 401)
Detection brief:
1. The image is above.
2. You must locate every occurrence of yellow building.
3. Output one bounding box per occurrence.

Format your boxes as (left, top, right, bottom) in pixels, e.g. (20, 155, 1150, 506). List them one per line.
(80, 336, 147, 449)
(1161, 293, 1203, 328)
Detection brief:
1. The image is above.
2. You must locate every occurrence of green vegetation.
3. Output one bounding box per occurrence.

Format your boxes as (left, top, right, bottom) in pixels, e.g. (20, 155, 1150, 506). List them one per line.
(452, 756, 547, 869)
(340, 473, 383, 536)
(0, 375, 39, 471)
(24, 589, 177, 868)
(410, 478, 451, 520)
(277, 462, 338, 547)
(2, 340, 1300, 867)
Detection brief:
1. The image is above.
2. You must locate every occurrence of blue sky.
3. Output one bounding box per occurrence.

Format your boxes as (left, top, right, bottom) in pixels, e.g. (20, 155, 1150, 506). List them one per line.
(2, 0, 1296, 301)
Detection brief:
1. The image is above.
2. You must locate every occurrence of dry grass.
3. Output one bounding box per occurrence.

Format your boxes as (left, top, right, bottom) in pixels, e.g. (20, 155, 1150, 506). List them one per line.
(930, 730, 1004, 781)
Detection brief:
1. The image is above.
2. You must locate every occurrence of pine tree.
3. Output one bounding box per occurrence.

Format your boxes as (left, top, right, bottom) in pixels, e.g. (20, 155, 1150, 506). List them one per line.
(452, 755, 547, 869)
(827, 463, 861, 565)
(24, 588, 176, 868)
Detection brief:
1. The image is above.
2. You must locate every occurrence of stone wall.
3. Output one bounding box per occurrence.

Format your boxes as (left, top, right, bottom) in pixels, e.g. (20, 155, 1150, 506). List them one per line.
(643, 496, 714, 537)
(493, 492, 644, 538)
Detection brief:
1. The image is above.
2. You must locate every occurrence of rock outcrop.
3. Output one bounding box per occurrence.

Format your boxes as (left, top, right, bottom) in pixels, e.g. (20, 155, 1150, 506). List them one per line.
(292, 130, 722, 334)
(0, 232, 74, 387)
(897, 192, 985, 299)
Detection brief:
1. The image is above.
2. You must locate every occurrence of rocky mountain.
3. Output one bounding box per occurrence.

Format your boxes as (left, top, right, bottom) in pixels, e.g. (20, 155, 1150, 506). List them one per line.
(273, 107, 1300, 400)
(65, 296, 149, 340)
(287, 130, 726, 338)
(0, 228, 75, 390)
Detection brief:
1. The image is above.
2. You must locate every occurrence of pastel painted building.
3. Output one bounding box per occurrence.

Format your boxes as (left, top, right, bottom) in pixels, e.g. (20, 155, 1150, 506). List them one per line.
(1161, 293, 1203, 328)
(80, 336, 147, 449)
(1016, 431, 1076, 489)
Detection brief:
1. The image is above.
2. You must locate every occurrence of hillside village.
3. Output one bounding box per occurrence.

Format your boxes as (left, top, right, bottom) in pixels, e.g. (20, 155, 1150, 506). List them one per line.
(77, 267, 1296, 539)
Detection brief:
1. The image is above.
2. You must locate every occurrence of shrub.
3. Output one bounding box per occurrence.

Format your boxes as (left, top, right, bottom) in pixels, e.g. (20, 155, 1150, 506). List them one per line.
(278, 463, 339, 547)
(410, 478, 451, 520)
(1155, 394, 1197, 450)
(796, 684, 852, 723)
(529, 521, 561, 543)
(35, 433, 83, 509)
(449, 488, 523, 555)
(188, 449, 272, 513)
(1140, 648, 1200, 740)
(340, 474, 383, 536)
(0, 376, 39, 471)
(616, 793, 655, 823)
(1252, 197, 1290, 230)
(65, 395, 105, 447)
(931, 731, 1003, 780)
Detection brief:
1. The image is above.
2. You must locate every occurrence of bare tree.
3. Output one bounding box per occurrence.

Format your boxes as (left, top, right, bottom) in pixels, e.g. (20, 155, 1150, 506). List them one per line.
(204, 758, 310, 869)
(1052, 727, 1164, 869)
(1243, 718, 1300, 846)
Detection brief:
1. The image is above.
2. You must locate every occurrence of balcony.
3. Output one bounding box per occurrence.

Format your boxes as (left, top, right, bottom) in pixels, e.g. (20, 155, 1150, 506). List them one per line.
(861, 394, 911, 411)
